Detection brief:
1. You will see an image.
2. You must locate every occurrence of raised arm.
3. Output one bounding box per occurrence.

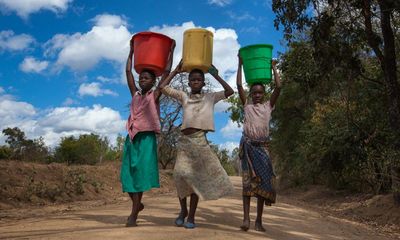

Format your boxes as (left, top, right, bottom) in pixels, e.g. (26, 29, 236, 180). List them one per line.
(209, 64, 234, 97)
(126, 38, 137, 97)
(155, 40, 176, 101)
(236, 55, 246, 105)
(158, 59, 183, 89)
(269, 59, 282, 108)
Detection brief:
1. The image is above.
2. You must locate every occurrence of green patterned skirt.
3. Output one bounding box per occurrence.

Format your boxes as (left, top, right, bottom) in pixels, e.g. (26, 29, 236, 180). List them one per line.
(120, 132, 160, 193)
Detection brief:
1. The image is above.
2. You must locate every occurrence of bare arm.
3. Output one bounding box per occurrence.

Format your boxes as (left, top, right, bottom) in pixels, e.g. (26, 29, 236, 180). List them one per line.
(158, 59, 183, 89)
(270, 59, 282, 108)
(126, 38, 137, 97)
(236, 55, 246, 105)
(155, 40, 176, 101)
(209, 64, 234, 97)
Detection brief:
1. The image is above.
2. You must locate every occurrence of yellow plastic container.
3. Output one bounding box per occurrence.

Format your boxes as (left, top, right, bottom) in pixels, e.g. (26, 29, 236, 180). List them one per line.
(182, 28, 213, 73)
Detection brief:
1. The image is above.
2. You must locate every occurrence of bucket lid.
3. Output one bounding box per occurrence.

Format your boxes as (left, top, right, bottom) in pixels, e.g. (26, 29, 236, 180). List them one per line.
(239, 44, 273, 52)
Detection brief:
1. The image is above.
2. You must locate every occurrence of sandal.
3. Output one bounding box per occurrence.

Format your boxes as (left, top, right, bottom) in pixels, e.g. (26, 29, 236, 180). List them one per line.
(175, 216, 185, 227)
(183, 222, 196, 229)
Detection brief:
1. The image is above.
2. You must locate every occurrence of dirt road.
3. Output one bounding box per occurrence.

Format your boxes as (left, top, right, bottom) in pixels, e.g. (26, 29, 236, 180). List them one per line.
(0, 177, 397, 240)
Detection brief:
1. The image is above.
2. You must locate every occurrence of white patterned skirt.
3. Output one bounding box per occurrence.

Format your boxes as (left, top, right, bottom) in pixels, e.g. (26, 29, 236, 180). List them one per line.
(174, 131, 234, 200)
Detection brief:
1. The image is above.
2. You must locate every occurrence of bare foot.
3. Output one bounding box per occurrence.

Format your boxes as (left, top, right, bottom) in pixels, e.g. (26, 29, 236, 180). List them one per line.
(126, 215, 137, 227)
(126, 203, 144, 223)
(139, 203, 144, 212)
(255, 221, 265, 232)
(240, 219, 250, 231)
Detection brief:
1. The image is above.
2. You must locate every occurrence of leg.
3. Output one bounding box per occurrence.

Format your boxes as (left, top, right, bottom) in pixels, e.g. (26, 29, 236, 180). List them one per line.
(126, 192, 141, 227)
(128, 192, 144, 212)
(184, 193, 198, 229)
(175, 197, 188, 226)
(138, 192, 144, 211)
(240, 196, 251, 231)
(255, 196, 266, 232)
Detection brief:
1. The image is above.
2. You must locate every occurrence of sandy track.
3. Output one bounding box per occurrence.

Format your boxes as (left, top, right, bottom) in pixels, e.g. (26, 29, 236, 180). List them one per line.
(0, 177, 396, 240)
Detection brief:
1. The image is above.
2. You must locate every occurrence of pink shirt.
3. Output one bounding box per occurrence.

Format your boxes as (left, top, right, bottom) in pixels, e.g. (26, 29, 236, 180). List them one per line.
(126, 90, 161, 139)
(243, 100, 274, 140)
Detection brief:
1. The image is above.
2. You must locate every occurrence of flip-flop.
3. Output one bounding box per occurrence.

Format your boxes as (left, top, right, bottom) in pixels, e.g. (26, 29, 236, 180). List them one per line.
(175, 216, 185, 227)
(183, 222, 196, 229)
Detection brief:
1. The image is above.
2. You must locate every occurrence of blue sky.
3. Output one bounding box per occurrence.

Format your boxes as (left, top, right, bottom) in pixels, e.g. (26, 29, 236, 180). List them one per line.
(0, 0, 284, 153)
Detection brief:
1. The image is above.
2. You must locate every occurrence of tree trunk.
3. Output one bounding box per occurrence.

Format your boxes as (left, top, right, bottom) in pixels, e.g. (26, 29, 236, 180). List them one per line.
(379, 0, 400, 205)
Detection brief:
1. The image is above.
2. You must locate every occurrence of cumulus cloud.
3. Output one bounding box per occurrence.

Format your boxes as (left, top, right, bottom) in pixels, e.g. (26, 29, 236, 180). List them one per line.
(221, 119, 242, 139)
(219, 141, 239, 155)
(62, 97, 78, 106)
(215, 100, 230, 113)
(0, 0, 72, 18)
(78, 82, 118, 97)
(0, 94, 125, 146)
(19, 56, 49, 73)
(44, 14, 131, 72)
(38, 104, 125, 146)
(0, 30, 34, 51)
(208, 0, 232, 7)
(44, 19, 240, 90)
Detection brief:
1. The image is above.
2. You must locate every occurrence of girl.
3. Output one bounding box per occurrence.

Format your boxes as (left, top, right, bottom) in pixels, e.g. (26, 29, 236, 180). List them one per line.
(236, 55, 281, 232)
(120, 38, 175, 227)
(159, 61, 235, 229)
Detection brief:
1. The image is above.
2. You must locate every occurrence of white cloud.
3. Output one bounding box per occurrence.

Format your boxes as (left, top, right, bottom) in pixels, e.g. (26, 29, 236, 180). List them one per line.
(208, 0, 232, 7)
(37, 104, 125, 147)
(78, 82, 118, 97)
(19, 56, 49, 73)
(0, 95, 36, 120)
(241, 26, 261, 34)
(226, 11, 255, 21)
(91, 14, 127, 27)
(44, 14, 131, 72)
(219, 141, 239, 155)
(0, 94, 37, 144)
(62, 97, 78, 106)
(97, 75, 119, 84)
(44, 19, 240, 90)
(221, 119, 242, 139)
(0, 30, 34, 51)
(0, 0, 72, 18)
(0, 86, 4, 94)
(0, 94, 125, 147)
(215, 100, 230, 113)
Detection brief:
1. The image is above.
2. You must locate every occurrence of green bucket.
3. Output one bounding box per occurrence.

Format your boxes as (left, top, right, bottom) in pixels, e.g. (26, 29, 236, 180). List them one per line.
(239, 44, 273, 84)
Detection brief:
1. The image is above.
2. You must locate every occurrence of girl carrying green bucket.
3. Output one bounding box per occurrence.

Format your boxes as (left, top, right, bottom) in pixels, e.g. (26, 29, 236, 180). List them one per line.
(236, 52, 282, 232)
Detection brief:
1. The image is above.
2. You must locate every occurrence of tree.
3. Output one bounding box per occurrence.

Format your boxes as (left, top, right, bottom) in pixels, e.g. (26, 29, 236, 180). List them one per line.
(55, 134, 109, 165)
(272, 0, 400, 204)
(210, 143, 238, 176)
(2, 127, 49, 162)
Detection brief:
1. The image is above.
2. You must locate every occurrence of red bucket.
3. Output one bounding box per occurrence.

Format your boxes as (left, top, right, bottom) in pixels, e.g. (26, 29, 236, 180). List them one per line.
(132, 32, 174, 77)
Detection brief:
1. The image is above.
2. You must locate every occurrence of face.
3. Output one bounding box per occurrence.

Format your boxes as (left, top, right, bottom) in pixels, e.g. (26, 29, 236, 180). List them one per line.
(188, 72, 205, 93)
(139, 72, 155, 91)
(250, 85, 265, 104)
